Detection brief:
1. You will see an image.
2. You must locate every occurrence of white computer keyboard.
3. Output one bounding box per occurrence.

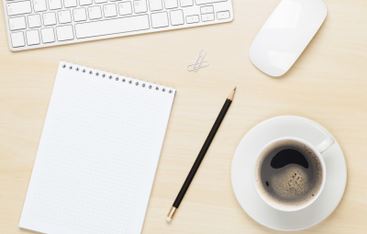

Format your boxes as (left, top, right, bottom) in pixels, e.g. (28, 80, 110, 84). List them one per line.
(3, 0, 233, 51)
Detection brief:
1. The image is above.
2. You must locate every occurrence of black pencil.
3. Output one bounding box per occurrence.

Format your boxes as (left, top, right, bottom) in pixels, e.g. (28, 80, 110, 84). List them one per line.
(166, 88, 236, 222)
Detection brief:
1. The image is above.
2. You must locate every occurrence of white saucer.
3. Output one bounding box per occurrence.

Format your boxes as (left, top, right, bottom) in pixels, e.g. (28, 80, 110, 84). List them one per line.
(231, 116, 347, 231)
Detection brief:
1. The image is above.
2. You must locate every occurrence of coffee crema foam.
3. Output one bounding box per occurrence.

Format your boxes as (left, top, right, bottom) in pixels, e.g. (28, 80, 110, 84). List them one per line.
(259, 144, 323, 206)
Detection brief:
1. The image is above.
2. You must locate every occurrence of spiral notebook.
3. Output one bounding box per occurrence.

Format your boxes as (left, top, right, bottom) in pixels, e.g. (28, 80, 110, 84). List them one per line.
(19, 62, 176, 234)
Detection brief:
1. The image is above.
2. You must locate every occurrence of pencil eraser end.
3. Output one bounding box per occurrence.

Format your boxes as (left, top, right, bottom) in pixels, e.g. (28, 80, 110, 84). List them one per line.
(166, 207, 176, 223)
(166, 217, 173, 223)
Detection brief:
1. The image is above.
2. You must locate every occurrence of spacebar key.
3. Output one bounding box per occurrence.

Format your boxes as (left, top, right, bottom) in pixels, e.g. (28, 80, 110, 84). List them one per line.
(75, 15, 150, 39)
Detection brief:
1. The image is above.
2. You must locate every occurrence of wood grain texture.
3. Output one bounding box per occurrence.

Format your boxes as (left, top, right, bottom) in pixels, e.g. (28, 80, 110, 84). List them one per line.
(1, 0, 367, 233)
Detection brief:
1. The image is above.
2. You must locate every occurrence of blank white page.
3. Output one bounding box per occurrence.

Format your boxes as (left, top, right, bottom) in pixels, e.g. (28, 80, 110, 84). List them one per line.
(19, 62, 176, 234)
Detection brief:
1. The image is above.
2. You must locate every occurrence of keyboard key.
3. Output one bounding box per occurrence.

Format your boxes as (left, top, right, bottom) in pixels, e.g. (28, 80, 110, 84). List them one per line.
(180, 0, 192, 6)
(9, 16, 26, 31)
(201, 13, 214, 22)
(26, 30, 40, 45)
(118, 2, 132, 15)
(43, 12, 57, 26)
(7, 1, 31, 16)
(88, 6, 102, 19)
(58, 10, 72, 23)
(11, 31, 25, 47)
(151, 12, 168, 28)
(95, 0, 107, 3)
(64, 0, 77, 7)
(133, 0, 147, 13)
(196, 0, 227, 4)
(41, 28, 55, 43)
(28, 15, 42, 28)
(56, 25, 74, 41)
(170, 10, 183, 26)
(103, 4, 117, 17)
(79, 0, 92, 6)
(186, 14, 199, 24)
(75, 15, 149, 38)
(33, 0, 47, 12)
(200, 5, 213, 14)
(217, 10, 230, 20)
(49, 0, 62, 9)
(165, 0, 177, 9)
(149, 0, 162, 11)
(73, 8, 87, 21)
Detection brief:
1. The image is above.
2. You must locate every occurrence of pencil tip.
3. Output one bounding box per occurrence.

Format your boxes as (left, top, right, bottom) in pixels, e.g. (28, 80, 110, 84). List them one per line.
(228, 87, 237, 100)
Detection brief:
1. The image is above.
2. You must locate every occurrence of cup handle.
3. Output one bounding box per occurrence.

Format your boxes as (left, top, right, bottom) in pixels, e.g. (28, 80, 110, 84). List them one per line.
(316, 136, 335, 154)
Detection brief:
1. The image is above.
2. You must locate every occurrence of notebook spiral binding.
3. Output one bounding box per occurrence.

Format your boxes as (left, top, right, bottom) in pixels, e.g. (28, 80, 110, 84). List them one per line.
(61, 62, 174, 94)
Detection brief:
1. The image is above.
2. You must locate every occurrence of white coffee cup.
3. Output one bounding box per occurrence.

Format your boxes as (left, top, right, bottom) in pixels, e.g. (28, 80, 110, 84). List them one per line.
(254, 136, 334, 212)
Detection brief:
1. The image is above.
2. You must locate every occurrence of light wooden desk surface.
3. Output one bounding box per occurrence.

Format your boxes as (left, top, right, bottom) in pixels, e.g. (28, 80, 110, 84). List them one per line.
(1, 0, 367, 233)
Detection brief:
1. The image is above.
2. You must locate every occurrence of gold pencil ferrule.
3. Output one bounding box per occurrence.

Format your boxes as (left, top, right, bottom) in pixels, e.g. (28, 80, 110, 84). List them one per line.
(166, 207, 177, 223)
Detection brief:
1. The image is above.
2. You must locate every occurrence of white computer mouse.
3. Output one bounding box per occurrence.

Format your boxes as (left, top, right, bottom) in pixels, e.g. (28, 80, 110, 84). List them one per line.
(249, 0, 327, 77)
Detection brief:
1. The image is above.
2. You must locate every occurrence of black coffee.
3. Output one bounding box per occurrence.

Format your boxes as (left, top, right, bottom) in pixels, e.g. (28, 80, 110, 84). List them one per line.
(259, 143, 323, 206)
